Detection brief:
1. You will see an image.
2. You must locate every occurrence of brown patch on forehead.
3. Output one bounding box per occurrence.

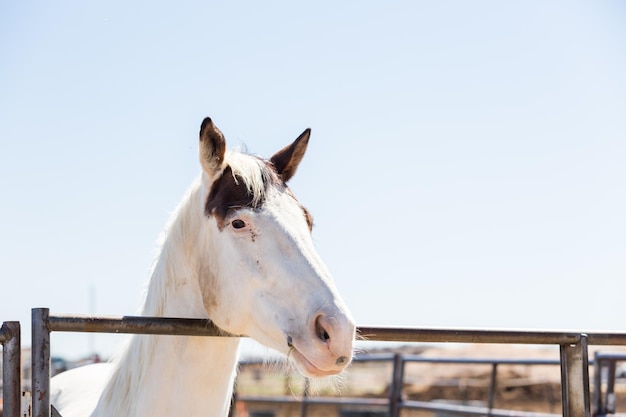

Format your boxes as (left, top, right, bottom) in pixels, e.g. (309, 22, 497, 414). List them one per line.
(205, 165, 263, 229)
(206, 159, 315, 232)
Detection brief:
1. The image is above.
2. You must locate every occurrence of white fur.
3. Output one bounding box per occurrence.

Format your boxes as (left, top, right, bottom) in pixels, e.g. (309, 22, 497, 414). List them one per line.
(51, 147, 355, 417)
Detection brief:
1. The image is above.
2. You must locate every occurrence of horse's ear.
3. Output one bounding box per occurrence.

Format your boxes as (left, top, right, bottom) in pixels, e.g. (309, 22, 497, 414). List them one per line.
(199, 117, 226, 175)
(270, 128, 310, 182)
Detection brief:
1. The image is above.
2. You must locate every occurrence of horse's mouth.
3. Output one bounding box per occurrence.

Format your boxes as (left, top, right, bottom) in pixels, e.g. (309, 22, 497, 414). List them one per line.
(289, 347, 343, 378)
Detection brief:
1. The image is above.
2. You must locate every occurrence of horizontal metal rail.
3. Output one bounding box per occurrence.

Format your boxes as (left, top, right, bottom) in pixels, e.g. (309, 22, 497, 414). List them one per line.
(45, 314, 626, 345)
(358, 326, 582, 344)
(594, 352, 626, 361)
(359, 325, 626, 346)
(236, 395, 390, 407)
(47, 313, 238, 336)
(402, 355, 561, 365)
(403, 399, 560, 417)
(48, 314, 626, 345)
(34, 308, 626, 417)
(1, 321, 21, 417)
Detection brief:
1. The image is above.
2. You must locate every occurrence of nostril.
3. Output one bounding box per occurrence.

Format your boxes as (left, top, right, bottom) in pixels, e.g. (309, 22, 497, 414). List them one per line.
(315, 315, 331, 343)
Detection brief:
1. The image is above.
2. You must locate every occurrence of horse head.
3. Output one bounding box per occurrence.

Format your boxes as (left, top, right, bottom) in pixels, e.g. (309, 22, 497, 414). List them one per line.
(197, 117, 355, 377)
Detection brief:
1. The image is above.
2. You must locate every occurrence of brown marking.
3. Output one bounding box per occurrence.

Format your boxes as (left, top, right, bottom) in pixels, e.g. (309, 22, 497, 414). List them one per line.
(205, 166, 262, 229)
(302, 206, 314, 231)
(284, 186, 314, 232)
(270, 128, 310, 182)
(198, 264, 220, 313)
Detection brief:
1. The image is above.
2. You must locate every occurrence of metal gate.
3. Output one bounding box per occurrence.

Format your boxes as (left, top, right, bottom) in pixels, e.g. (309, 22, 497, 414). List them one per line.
(15, 308, 626, 417)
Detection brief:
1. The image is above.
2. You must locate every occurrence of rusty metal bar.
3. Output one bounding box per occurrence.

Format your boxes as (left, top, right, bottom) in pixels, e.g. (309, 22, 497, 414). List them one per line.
(1, 321, 21, 417)
(32, 308, 51, 417)
(360, 326, 626, 346)
(585, 333, 626, 346)
(47, 313, 236, 336)
(560, 335, 590, 417)
(359, 326, 582, 345)
(45, 316, 626, 346)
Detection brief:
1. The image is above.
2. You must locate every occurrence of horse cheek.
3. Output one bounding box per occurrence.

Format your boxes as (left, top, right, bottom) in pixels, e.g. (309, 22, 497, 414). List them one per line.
(198, 265, 220, 316)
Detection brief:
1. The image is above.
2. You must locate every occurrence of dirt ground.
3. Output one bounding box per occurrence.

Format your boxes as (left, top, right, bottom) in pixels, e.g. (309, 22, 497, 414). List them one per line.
(234, 344, 626, 417)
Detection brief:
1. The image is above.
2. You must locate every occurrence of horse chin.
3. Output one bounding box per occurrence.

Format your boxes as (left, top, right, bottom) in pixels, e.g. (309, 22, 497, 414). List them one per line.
(289, 348, 345, 378)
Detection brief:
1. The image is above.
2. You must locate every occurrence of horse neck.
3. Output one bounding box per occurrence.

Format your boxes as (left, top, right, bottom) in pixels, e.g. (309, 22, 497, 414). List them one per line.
(96, 176, 241, 417)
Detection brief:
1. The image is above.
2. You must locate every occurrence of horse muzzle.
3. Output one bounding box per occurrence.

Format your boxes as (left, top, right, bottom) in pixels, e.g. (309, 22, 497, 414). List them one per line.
(287, 310, 356, 377)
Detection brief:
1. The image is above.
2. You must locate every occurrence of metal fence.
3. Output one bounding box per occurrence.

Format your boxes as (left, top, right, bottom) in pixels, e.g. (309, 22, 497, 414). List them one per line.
(592, 352, 626, 416)
(27, 308, 626, 417)
(237, 354, 566, 417)
(1, 321, 21, 417)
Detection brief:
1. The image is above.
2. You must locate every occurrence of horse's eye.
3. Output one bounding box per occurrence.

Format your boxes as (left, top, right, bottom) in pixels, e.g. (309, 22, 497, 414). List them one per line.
(231, 219, 246, 229)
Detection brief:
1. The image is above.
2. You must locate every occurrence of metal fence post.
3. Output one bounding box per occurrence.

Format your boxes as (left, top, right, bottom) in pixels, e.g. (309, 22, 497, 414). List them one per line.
(300, 378, 310, 417)
(388, 353, 404, 417)
(592, 352, 601, 416)
(560, 334, 590, 417)
(487, 362, 498, 416)
(605, 358, 616, 415)
(32, 308, 51, 417)
(1, 321, 21, 417)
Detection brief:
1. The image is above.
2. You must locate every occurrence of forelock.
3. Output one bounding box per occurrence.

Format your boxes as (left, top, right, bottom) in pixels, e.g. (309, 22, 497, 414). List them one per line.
(226, 151, 276, 207)
(205, 151, 282, 228)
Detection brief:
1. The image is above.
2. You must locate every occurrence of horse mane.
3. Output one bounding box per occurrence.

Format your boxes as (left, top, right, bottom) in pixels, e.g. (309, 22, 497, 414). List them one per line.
(97, 148, 275, 415)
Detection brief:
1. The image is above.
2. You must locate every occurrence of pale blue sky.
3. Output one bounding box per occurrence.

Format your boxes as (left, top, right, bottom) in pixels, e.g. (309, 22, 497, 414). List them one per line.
(1, 1, 625, 360)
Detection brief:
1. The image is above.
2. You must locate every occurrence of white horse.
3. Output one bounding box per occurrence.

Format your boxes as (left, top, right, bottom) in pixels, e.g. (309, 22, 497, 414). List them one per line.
(50, 118, 356, 417)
